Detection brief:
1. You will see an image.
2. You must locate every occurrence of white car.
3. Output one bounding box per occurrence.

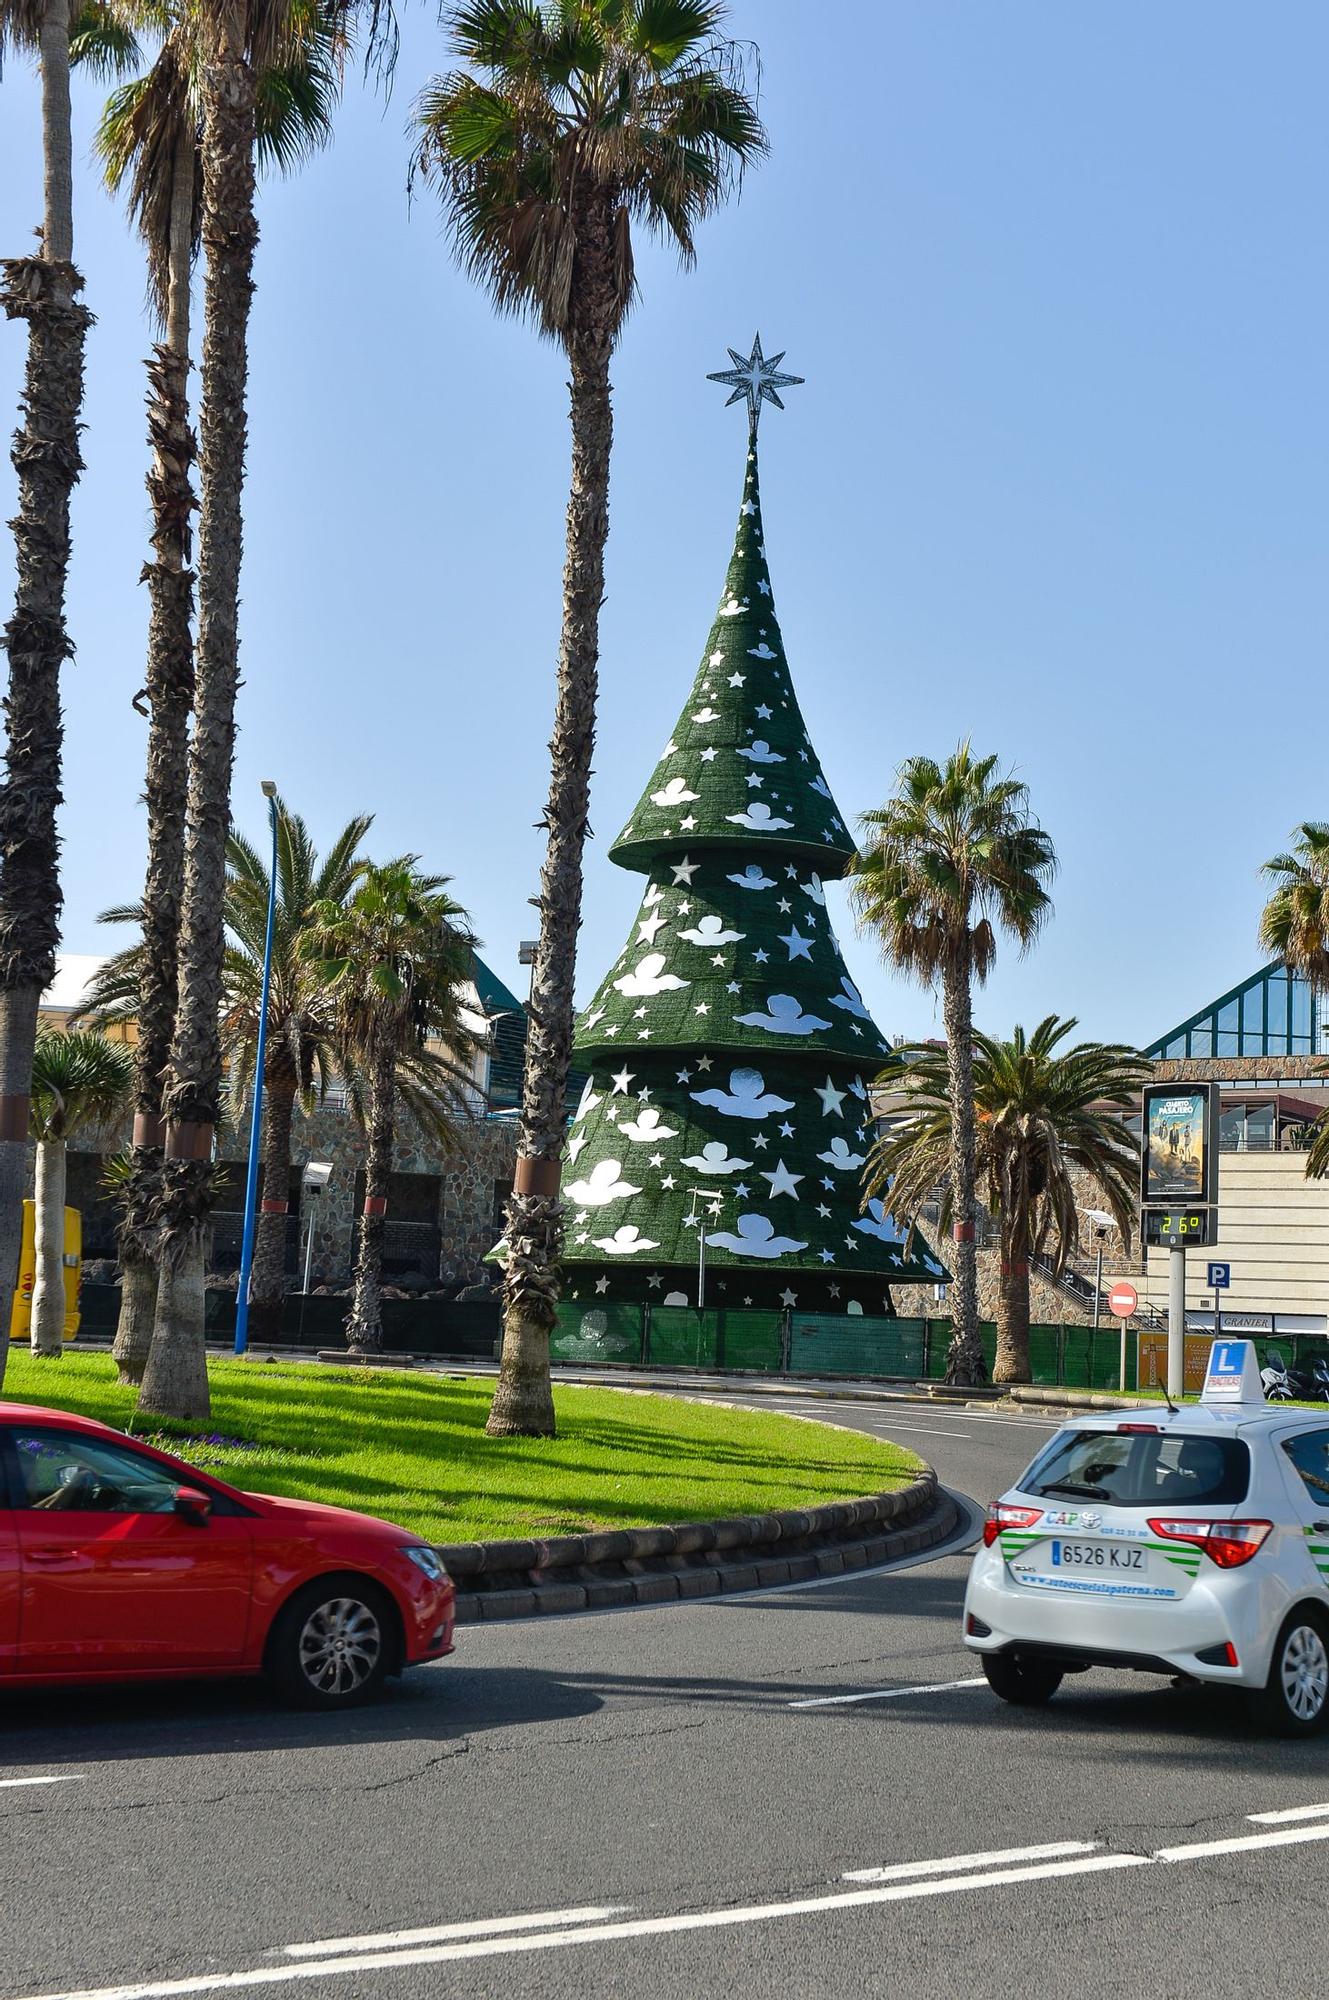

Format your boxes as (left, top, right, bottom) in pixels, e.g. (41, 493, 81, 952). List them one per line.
(963, 1341, 1329, 1734)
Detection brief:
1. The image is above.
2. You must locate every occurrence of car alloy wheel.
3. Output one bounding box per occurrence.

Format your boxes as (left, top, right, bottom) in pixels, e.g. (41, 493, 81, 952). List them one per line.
(297, 1595, 383, 1697)
(1280, 1623, 1329, 1723)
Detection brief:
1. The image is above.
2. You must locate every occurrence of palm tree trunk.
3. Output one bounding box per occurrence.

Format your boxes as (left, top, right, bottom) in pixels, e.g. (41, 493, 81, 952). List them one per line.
(117, 128, 197, 1384)
(345, 1030, 393, 1355)
(112, 1250, 158, 1384)
(142, 1231, 206, 1415)
(30, 1134, 66, 1355)
(992, 1223, 1032, 1385)
(489, 229, 615, 1440)
(942, 939, 986, 1385)
(0, 0, 90, 1390)
(248, 1059, 294, 1343)
(141, 32, 257, 1422)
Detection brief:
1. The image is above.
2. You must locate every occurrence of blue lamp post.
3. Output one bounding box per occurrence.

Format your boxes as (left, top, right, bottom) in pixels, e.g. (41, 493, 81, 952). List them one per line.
(234, 780, 279, 1356)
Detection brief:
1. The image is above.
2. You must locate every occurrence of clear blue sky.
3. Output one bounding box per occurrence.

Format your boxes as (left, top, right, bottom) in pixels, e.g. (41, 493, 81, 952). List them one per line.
(1, 1, 1325, 1050)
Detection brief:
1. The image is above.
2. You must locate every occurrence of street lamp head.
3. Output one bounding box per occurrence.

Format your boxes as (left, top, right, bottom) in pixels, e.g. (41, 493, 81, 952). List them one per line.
(260, 779, 277, 798)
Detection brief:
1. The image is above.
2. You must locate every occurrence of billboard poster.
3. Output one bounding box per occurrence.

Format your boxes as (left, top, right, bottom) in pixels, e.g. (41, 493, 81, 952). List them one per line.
(1142, 1087, 1210, 1203)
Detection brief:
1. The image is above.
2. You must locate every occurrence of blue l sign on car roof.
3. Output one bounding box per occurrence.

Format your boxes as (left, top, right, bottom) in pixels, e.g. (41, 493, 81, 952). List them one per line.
(1201, 1337, 1264, 1404)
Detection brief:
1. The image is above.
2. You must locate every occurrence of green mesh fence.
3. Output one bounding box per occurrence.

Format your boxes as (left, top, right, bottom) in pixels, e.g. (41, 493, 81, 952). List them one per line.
(550, 1300, 643, 1366)
(546, 1299, 1217, 1392)
(645, 1306, 783, 1372)
(788, 1315, 927, 1378)
(923, 1324, 998, 1380)
(1026, 1326, 1062, 1386)
(714, 1309, 787, 1372)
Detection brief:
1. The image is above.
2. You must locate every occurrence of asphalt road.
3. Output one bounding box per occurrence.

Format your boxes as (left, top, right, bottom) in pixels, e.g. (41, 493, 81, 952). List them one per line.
(4, 1390, 1329, 2000)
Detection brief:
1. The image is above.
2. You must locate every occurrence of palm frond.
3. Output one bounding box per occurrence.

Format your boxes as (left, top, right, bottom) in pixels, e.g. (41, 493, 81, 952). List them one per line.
(411, 0, 765, 344)
(31, 1030, 136, 1143)
(868, 1018, 1149, 1274)
(851, 741, 1056, 994)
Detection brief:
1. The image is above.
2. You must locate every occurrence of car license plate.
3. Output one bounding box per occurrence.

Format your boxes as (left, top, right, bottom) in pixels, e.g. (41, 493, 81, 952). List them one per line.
(1051, 1540, 1144, 1571)
(1006, 1538, 1182, 1600)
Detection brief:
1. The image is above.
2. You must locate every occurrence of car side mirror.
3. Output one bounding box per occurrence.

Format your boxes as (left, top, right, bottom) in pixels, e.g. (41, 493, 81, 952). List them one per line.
(174, 1486, 212, 1527)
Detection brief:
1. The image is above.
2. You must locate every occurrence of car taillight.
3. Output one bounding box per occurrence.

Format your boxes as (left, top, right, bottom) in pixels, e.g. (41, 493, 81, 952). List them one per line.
(1147, 1517, 1273, 1568)
(983, 1502, 1043, 1548)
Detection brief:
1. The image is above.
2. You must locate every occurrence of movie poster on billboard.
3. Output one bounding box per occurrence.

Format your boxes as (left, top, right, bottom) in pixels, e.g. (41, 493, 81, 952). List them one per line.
(1143, 1088, 1209, 1203)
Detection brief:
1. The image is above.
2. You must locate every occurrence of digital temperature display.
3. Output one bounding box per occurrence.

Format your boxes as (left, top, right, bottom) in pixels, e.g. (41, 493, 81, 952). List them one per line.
(1144, 1210, 1213, 1248)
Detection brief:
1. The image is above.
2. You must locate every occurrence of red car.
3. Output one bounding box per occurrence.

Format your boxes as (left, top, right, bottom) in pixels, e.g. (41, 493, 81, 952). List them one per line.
(0, 1403, 455, 1707)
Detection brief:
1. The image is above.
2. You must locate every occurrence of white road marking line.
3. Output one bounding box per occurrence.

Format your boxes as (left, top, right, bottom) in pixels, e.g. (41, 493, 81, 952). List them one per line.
(9, 1853, 1153, 2000)
(1158, 1822, 1329, 1862)
(786, 1401, 1055, 1427)
(283, 1907, 631, 1957)
(0, 1776, 82, 1790)
(865, 1422, 972, 1440)
(842, 1839, 1096, 1882)
(1248, 1802, 1329, 1825)
(789, 1675, 987, 1709)
(944, 1412, 1062, 1429)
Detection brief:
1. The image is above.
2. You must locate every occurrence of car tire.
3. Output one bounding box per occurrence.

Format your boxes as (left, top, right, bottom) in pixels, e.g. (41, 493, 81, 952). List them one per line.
(267, 1576, 395, 1710)
(1249, 1610, 1329, 1737)
(981, 1652, 1064, 1707)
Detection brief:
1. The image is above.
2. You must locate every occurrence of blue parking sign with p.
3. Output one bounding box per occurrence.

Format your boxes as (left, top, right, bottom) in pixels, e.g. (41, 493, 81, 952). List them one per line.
(1207, 1262, 1230, 1290)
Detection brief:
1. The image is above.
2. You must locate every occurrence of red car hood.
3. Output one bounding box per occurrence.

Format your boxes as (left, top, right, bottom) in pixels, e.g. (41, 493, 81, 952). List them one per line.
(243, 1488, 417, 1543)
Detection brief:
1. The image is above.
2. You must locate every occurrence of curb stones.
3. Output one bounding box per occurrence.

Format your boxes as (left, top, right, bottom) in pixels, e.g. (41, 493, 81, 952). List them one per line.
(439, 1470, 958, 1623)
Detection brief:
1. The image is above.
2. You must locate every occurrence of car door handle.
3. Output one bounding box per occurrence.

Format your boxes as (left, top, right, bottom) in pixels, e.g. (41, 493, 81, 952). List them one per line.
(1315, 1522, 1329, 1534)
(25, 1550, 73, 1566)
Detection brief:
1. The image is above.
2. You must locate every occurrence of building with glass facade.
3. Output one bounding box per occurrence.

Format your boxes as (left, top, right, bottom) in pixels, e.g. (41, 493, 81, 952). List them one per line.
(1145, 962, 1322, 1064)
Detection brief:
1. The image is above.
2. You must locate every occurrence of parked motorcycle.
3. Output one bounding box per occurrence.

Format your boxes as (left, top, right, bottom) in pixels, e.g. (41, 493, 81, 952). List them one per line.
(1261, 1348, 1329, 1403)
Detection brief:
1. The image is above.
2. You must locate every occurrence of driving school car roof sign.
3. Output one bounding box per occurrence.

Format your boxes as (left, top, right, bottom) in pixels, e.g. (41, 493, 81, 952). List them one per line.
(1200, 1338, 1265, 1405)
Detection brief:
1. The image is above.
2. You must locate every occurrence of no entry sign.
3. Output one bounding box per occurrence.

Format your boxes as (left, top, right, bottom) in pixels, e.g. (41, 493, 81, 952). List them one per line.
(1108, 1281, 1139, 1320)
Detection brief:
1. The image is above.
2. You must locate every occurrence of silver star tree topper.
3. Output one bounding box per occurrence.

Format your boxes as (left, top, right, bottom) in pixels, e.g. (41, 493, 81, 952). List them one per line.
(707, 333, 804, 435)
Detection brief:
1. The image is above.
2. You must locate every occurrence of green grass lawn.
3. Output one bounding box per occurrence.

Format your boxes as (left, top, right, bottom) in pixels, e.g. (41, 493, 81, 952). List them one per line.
(0, 1350, 923, 1543)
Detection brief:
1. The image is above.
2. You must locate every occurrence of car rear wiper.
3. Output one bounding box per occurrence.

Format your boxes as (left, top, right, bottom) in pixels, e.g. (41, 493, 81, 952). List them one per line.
(1040, 1480, 1110, 1499)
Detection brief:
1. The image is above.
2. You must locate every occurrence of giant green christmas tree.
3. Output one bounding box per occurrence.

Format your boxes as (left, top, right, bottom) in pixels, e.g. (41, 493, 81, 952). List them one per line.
(558, 339, 944, 1312)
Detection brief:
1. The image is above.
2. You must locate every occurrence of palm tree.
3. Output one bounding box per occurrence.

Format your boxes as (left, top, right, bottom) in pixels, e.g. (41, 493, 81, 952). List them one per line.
(0, 0, 138, 1388)
(1259, 823, 1329, 1193)
(412, 0, 765, 1438)
(80, 800, 371, 1369)
(870, 1019, 1147, 1385)
(92, 17, 341, 1386)
(141, 0, 388, 1422)
(218, 803, 373, 1338)
(301, 864, 478, 1355)
(850, 744, 1056, 1386)
(1260, 823, 1329, 990)
(28, 1029, 135, 1354)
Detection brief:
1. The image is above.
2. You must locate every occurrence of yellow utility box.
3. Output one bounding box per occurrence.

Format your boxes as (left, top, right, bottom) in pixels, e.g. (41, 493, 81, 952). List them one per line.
(9, 1200, 81, 1341)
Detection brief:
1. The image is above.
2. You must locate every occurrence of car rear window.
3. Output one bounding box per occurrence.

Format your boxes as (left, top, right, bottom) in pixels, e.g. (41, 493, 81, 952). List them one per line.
(1018, 1429, 1250, 1509)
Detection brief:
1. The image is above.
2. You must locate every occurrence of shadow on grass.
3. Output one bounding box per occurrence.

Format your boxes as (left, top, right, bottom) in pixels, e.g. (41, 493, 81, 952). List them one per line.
(2, 1353, 922, 1540)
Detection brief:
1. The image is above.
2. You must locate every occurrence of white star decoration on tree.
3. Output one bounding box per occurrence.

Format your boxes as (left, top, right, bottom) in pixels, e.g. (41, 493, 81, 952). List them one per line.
(815, 1077, 846, 1117)
(707, 334, 804, 436)
(761, 1159, 803, 1199)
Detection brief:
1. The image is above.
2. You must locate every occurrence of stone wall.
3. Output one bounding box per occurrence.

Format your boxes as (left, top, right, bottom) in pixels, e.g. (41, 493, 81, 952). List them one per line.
(60, 1104, 519, 1292)
(1151, 1055, 1326, 1083)
(887, 1164, 1142, 1327)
